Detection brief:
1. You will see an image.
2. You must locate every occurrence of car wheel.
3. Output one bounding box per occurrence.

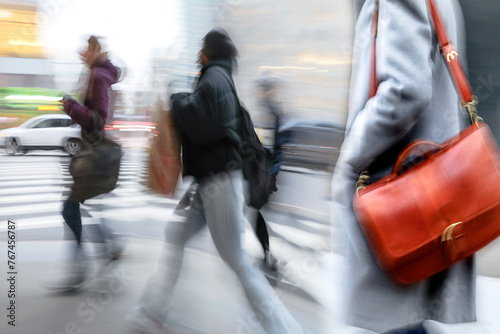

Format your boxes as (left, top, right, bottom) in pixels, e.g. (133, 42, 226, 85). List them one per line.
(21, 149, 29, 154)
(4, 138, 19, 155)
(64, 138, 82, 156)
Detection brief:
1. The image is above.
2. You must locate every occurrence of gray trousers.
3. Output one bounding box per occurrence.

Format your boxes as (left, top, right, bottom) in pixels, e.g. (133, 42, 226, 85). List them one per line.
(139, 170, 303, 334)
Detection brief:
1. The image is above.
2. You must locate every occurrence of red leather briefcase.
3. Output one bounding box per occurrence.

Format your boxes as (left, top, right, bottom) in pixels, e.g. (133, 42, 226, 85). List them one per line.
(353, 0, 500, 284)
(354, 122, 500, 284)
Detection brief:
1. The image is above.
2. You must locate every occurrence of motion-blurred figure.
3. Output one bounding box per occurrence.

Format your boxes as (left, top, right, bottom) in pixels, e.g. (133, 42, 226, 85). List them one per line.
(250, 72, 289, 271)
(256, 71, 286, 179)
(127, 28, 305, 334)
(53, 36, 121, 291)
(331, 1, 475, 333)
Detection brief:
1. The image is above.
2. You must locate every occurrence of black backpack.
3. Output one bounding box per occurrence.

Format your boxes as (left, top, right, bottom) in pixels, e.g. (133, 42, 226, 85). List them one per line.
(238, 105, 277, 209)
(216, 68, 276, 210)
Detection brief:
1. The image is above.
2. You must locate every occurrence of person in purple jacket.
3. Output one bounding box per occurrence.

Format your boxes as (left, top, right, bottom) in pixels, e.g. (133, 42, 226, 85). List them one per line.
(54, 35, 120, 291)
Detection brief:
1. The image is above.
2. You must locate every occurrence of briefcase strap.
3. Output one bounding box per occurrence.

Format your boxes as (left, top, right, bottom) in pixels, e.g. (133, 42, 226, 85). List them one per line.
(369, 0, 479, 123)
(426, 0, 479, 123)
(357, 0, 481, 193)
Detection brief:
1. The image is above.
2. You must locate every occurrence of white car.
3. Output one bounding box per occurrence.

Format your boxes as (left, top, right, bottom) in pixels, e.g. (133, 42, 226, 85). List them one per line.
(0, 114, 82, 156)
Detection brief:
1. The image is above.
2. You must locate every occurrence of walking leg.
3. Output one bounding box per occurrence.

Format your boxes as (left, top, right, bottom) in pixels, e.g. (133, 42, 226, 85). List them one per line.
(138, 189, 207, 318)
(201, 171, 304, 334)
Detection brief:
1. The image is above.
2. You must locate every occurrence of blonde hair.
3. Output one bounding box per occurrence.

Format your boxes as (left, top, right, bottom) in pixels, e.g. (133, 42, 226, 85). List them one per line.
(85, 35, 108, 68)
(88, 35, 103, 54)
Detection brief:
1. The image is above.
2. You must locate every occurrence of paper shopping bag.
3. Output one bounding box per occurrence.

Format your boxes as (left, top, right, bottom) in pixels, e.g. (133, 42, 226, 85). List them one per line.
(144, 110, 181, 196)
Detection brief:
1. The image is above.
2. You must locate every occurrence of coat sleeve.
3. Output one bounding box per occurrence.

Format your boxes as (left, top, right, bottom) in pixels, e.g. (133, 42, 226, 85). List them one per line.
(171, 80, 235, 147)
(63, 69, 109, 129)
(342, 0, 434, 173)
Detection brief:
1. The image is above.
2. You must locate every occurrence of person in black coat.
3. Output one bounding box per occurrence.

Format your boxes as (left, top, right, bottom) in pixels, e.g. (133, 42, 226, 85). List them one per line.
(127, 28, 306, 334)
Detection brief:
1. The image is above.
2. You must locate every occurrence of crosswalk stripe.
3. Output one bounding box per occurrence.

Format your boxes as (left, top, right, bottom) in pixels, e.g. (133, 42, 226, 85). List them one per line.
(0, 180, 72, 187)
(2, 202, 63, 217)
(0, 216, 65, 232)
(0, 193, 64, 205)
(1, 154, 329, 257)
(0, 176, 64, 182)
(0, 164, 65, 170)
(0, 155, 178, 233)
(0, 185, 65, 196)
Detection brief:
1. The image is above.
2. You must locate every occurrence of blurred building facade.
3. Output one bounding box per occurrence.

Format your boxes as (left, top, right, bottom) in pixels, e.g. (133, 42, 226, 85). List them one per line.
(219, 0, 354, 126)
(156, 0, 354, 129)
(1, 0, 354, 126)
(162, 0, 219, 95)
(0, 0, 54, 88)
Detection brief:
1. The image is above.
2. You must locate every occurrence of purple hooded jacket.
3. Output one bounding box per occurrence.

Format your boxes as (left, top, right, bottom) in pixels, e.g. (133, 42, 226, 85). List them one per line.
(64, 56, 119, 134)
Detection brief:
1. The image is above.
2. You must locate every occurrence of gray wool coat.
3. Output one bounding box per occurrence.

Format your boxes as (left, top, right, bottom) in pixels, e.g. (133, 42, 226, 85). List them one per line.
(331, 0, 475, 332)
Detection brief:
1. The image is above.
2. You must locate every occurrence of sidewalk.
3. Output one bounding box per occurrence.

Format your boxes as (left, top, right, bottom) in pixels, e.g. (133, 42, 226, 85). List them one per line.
(0, 237, 331, 334)
(1, 236, 499, 334)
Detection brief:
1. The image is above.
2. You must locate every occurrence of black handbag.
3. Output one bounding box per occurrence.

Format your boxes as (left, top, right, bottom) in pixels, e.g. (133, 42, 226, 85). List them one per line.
(69, 110, 122, 202)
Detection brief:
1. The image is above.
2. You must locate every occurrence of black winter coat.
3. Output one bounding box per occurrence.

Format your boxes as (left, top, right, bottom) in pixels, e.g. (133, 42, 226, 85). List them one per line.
(171, 59, 243, 180)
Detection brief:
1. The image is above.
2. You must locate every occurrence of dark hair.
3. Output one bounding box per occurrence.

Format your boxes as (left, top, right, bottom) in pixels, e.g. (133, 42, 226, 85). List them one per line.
(202, 28, 238, 61)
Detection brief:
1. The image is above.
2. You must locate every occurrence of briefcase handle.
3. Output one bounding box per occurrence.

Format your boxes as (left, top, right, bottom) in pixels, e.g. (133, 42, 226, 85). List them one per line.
(392, 140, 443, 177)
(357, 140, 443, 192)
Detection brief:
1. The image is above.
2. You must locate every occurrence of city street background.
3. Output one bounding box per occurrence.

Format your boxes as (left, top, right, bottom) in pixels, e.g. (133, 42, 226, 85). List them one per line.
(0, 140, 335, 334)
(2, 0, 500, 333)
(1, 140, 500, 333)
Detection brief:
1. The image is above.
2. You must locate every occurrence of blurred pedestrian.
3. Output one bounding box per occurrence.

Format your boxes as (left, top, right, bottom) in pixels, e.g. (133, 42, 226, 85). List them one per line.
(249, 72, 289, 271)
(331, 1, 476, 333)
(256, 71, 286, 179)
(127, 28, 306, 334)
(53, 35, 121, 291)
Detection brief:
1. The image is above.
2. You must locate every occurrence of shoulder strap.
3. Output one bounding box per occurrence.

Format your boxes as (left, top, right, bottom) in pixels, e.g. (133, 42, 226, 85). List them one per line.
(212, 66, 247, 124)
(212, 66, 241, 108)
(426, 0, 477, 119)
(83, 110, 104, 144)
(369, 0, 478, 121)
(90, 109, 104, 131)
(211, 66, 247, 146)
(368, 0, 379, 99)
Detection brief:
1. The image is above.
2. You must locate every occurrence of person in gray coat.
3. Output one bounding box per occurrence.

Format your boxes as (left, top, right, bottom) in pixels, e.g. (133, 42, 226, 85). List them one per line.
(331, 0, 479, 333)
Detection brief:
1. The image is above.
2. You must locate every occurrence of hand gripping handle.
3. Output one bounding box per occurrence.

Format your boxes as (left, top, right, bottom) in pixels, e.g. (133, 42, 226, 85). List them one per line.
(392, 140, 444, 177)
